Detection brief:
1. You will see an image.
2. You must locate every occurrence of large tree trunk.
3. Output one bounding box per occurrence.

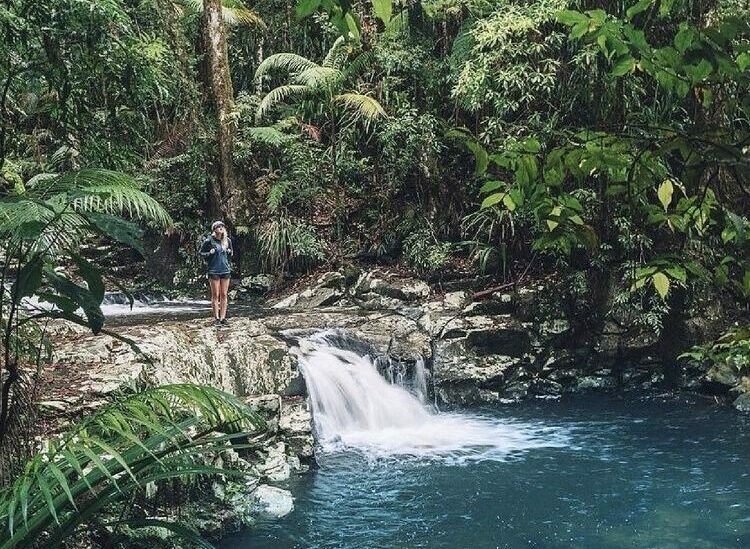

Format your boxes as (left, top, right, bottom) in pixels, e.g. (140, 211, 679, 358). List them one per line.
(201, 0, 236, 223)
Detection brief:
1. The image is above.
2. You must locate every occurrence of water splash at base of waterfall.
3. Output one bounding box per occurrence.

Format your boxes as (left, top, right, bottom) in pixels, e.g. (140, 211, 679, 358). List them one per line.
(294, 330, 569, 464)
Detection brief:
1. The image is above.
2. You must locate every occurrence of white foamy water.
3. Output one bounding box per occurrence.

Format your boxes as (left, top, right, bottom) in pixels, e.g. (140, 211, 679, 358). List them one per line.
(295, 331, 569, 463)
(19, 292, 209, 317)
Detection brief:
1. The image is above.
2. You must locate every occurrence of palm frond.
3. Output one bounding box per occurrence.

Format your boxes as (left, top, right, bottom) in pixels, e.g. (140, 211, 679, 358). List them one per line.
(333, 93, 387, 129)
(255, 53, 319, 81)
(50, 169, 173, 227)
(0, 384, 266, 547)
(246, 126, 295, 147)
(256, 84, 308, 122)
(293, 66, 341, 88)
(322, 36, 349, 69)
(177, 0, 266, 27)
(341, 51, 374, 83)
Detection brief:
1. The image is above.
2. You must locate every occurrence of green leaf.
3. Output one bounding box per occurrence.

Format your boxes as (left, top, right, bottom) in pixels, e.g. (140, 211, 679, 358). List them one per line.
(44, 269, 105, 333)
(689, 59, 713, 83)
(503, 194, 516, 212)
(546, 206, 562, 231)
(296, 0, 321, 19)
(480, 193, 504, 209)
(626, 0, 653, 20)
(611, 55, 636, 76)
(465, 140, 489, 176)
(659, 0, 677, 16)
(47, 461, 77, 511)
(652, 272, 670, 299)
(674, 25, 695, 53)
(84, 212, 145, 256)
(344, 11, 360, 39)
(11, 254, 44, 303)
(657, 179, 674, 211)
(522, 138, 541, 154)
(557, 10, 588, 27)
(71, 254, 105, 303)
(665, 266, 686, 283)
(479, 180, 504, 194)
(371, 0, 392, 25)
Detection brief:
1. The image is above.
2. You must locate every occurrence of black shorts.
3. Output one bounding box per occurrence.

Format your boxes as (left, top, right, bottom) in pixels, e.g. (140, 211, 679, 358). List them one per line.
(208, 273, 231, 280)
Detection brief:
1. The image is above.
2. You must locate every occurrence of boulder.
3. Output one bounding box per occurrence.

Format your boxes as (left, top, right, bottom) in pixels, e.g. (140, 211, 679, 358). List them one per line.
(733, 392, 750, 413)
(316, 271, 346, 289)
(705, 362, 741, 388)
(272, 293, 299, 309)
(240, 274, 274, 293)
(576, 376, 617, 391)
(51, 318, 304, 399)
(255, 442, 290, 482)
(462, 295, 513, 316)
(250, 485, 294, 519)
(441, 316, 530, 357)
(279, 397, 314, 459)
(353, 271, 430, 302)
(443, 291, 469, 310)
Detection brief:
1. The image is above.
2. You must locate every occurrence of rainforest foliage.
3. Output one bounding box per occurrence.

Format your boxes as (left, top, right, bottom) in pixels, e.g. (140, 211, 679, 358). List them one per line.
(1, 0, 749, 543)
(1, 0, 748, 306)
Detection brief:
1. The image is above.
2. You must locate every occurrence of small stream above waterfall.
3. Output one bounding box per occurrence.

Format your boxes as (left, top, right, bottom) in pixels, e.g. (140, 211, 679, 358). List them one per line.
(220, 331, 750, 549)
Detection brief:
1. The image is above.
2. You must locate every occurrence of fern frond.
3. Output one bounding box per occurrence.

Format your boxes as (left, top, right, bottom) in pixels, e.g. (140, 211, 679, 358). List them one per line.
(333, 93, 387, 128)
(0, 384, 266, 547)
(341, 51, 374, 82)
(255, 53, 319, 81)
(322, 36, 349, 69)
(293, 66, 341, 88)
(246, 126, 294, 146)
(177, 0, 266, 27)
(256, 84, 308, 122)
(51, 169, 173, 227)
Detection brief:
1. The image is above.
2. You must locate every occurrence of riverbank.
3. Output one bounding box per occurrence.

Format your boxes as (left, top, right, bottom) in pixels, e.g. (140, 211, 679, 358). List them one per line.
(39, 268, 749, 543)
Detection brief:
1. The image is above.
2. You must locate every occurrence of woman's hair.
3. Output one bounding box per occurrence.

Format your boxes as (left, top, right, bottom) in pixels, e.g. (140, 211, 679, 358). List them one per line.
(210, 221, 230, 251)
(213, 227, 230, 251)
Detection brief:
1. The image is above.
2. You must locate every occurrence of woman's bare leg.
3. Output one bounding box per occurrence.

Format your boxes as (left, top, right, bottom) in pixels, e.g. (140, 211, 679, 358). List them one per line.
(219, 277, 230, 320)
(209, 278, 221, 319)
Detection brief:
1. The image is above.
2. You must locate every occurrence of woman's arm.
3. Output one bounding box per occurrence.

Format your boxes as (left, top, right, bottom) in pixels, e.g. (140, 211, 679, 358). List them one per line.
(198, 239, 215, 257)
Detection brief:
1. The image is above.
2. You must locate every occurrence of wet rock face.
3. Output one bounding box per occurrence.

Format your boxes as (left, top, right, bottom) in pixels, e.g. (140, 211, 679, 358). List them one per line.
(53, 319, 305, 399)
(49, 268, 746, 418)
(734, 392, 750, 412)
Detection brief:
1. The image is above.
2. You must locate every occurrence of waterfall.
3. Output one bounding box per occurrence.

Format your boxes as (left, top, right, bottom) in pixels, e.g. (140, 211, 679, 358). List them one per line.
(413, 356, 429, 404)
(294, 330, 568, 463)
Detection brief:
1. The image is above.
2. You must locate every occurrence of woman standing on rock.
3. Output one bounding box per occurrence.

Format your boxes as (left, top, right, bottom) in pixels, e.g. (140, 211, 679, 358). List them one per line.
(199, 221, 233, 327)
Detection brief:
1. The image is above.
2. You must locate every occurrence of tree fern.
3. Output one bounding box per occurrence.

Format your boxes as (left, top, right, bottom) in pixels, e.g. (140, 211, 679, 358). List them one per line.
(334, 93, 387, 129)
(255, 53, 319, 80)
(0, 384, 267, 548)
(294, 66, 341, 88)
(322, 36, 349, 69)
(176, 0, 266, 27)
(256, 84, 309, 123)
(254, 39, 386, 131)
(246, 126, 295, 146)
(0, 168, 172, 254)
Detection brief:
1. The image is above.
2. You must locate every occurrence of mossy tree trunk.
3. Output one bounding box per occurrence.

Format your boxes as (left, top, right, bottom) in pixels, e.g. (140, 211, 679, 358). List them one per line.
(201, 0, 237, 224)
